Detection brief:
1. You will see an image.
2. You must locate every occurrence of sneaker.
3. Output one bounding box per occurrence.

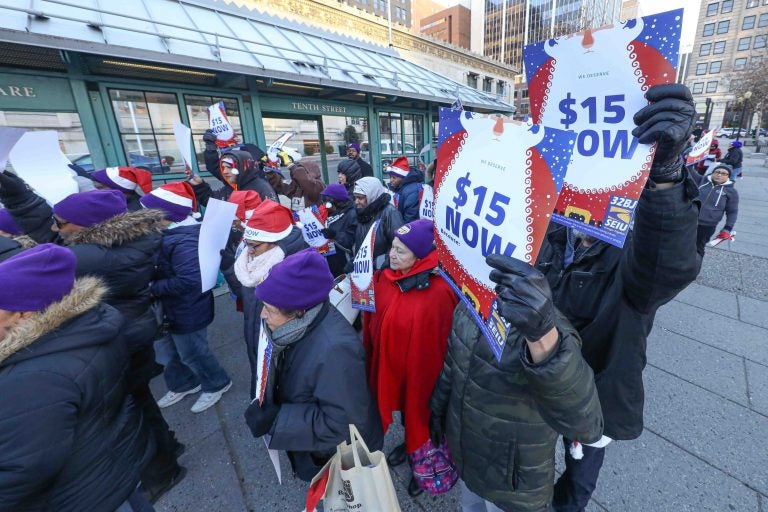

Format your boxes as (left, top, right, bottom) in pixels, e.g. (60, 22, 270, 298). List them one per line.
(190, 381, 232, 413)
(156, 386, 201, 409)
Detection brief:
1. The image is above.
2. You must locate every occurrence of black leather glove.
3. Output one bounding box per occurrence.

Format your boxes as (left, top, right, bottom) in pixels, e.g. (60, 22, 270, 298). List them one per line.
(0, 171, 30, 197)
(429, 412, 445, 447)
(632, 84, 695, 183)
(219, 248, 236, 271)
(320, 228, 336, 240)
(487, 254, 555, 342)
(244, 400, 280, 438)
(202, 129, 218, 152)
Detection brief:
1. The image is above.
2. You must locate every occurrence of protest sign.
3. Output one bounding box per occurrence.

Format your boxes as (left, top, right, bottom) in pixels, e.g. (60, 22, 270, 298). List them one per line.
(173, 121, 194, 170)
(350, 220, 379, 312)
(9, 130, 78, 204)
(198, 198, 238, 292)
(207, 101, 237, 147)
(524, 8, 683, 247)
(419, 184, 434, 221)
(435, 108, 576, 359)
(294, 205, 336, 256)
(267, 132, 295, 165)
(686, 129, 717, 166)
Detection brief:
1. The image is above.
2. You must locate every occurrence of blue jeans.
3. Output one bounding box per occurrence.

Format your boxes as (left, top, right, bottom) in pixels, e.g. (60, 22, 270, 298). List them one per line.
(156, 328, 230, 393)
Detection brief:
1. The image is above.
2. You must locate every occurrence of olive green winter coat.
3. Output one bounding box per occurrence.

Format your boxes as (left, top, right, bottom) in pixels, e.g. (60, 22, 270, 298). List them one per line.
(430, 304, 603, 512)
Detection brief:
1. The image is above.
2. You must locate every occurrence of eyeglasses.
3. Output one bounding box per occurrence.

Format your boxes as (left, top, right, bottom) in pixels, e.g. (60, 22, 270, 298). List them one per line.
(52, 216, 69, 229)
(245, 241, 265, 250)
(712, 171, 729, 175)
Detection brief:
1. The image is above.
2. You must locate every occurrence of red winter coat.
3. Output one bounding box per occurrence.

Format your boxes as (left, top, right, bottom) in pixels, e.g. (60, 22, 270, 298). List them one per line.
(363, 251, 458, 453)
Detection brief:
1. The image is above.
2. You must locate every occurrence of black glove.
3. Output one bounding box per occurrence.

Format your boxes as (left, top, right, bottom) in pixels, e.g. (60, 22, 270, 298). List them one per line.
(429, 412, 445, 447)
(244, 400, 280, 438)
(0, 171, 30, 197)
(320, 228, 336, 240)
(202, 129, 218, 152)
(487, 254, 555, 342)
(632, 84, 695, 183)
(219, 248, 236, 271)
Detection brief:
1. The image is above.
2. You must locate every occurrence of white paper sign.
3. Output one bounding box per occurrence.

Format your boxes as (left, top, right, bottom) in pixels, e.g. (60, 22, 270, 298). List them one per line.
(267, 131, 294, 163)
(208, 102, 236, 145)
(198, 198, 238, 292)
(263, 436, 282, 484)
(295, 207, 330, 248)
(0, 127, 26, 171)
(9, 131, 78, 204)
(173, 121, 193, 169)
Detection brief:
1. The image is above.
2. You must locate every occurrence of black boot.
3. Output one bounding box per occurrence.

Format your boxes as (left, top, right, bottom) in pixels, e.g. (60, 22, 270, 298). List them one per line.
(386, 442, 407, 467)
(407, 476, 423, 497)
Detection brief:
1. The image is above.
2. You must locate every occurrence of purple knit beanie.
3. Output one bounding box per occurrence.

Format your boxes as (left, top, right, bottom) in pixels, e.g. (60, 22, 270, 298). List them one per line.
(347, 143, 361, 154)
(321, 183, 350, 202)
(0, 209, 22, 235)
(53, 190, 128, 227)
(0, 244, 76, 311)
(255, 249, 334, 311)
(394, 219, 435, 259)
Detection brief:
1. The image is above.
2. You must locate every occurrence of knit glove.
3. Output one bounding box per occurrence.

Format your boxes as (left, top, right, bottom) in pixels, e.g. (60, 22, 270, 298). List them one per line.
(202, 129, 218, 152)
(244, 400, 281, 438)
(487, 254, 555, 342)
(0, 171, 30, 197)
(632, 84, 695, 183)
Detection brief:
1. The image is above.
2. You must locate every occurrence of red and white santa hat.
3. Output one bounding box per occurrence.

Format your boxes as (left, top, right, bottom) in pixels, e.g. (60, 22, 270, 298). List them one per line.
(91, 167, 153, 195)
(229, 190, 262, 223)
(140, 182, 197, 222)
(243, 201, 294, 242)
(386, 156, 410, 178)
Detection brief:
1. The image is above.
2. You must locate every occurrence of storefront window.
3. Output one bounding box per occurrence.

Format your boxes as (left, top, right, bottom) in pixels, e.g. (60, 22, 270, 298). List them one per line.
(0, 111, 88, 168)
(184, 95, 242, 171)
(109, 89, 184, 174)
(322, 115, 369, 183)
(377, 111, 424, 169)
(262, 116, 321, 172)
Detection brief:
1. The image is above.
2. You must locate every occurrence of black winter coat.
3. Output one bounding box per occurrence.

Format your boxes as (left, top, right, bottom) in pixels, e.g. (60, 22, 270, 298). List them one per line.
(192, 148, 278, 205)
(720, 147, 743, 169)
(266, 302, 384, 481)
(534, 176, 699, 440)
(0, 278, 153, 512)
(0, 235, 35, 262)
(151, 222, 214, 334)
(346, 193, 404, 272)
(0, 175, 58, 244)
(356, 157, 374, 178)
(392, 169, 424, 223)
(65, 209, 164, 349)
(325, 202, 357, 277)
(430, 305, 602, 511)
(241, 228, 308, 399)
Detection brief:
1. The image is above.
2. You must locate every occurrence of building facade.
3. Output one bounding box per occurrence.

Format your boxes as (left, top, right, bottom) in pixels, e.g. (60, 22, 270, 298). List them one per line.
(419, 4, 472, 50)
(344, 0, 412, 28)
(685, 0, 768, 130)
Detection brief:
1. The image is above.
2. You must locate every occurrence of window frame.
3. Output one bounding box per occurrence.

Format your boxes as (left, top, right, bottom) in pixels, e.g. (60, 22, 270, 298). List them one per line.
(696, 63, 708, 75)
(709, 61, 722, 73)
(706, 2, 719, 16)
(713, 41, 726, 54)
(743, 15, 756, 30)
(703, 23, 715, 36)
(759, 13, 768, 27)
(738, 36, 752, 50)
(692, 82, 705, 94)
(706, 81, 718, 93)
(721, 0, 733, 12)
(734, 57, 748, 70)
(716, 20, 730, 34)
(700, 42, 712, 56)
(755, 34, 767, 49)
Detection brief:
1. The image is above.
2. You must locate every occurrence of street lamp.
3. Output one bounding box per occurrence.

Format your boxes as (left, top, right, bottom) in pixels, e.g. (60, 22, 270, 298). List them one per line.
(736, 90, 752, 141)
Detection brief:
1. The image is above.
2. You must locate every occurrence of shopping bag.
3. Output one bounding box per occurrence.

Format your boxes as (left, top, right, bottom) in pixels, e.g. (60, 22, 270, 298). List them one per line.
(305, 425, 401, 512)
(329, 274, 359, 325)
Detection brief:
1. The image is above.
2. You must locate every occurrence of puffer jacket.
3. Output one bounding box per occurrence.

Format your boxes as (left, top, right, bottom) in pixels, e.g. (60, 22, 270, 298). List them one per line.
(193, 147, 278, 205)
(692, 172, 739, 230)
(430, 304, 603, 512)
(391, 169, 424, 223)
(720, 147, 743, 169)
(346, 193, 404, 272)
(325, 202, 357, 277)
(266, 301, 384, 481)
(151, 222, 214, 334)
(65, 209, 164, 348)
(267, 161, 326, 210)
(0, 277, 154, 512)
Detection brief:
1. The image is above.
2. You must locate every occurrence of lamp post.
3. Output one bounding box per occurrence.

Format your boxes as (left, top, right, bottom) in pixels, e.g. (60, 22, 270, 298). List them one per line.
(736, 91, 752, 141)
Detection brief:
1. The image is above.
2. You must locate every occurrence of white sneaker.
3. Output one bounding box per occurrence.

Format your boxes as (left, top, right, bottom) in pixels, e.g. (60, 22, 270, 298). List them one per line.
(157, 385, 202, 409)
(190, 382, 232, 413)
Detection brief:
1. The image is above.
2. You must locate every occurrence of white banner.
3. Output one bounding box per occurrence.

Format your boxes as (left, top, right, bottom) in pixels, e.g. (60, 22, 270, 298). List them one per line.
(198, 198, 238, 292)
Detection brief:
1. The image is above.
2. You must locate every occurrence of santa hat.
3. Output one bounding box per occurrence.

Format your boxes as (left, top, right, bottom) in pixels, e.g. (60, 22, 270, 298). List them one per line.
(243, 201, 294, 242)
(386, 156, 410, 178)
(229, 190, 262, 223)
(91, 167, 153, 195)
(140, 182, 197, 222)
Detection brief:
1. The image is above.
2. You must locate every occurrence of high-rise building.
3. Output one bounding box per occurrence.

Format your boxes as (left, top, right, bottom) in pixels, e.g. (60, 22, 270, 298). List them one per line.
(419, 4, 472, 49)
(685, 0, 767, 130)
(345, 0, 412, 28)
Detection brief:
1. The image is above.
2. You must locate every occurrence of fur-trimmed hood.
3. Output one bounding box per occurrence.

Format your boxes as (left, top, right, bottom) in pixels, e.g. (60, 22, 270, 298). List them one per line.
(12, 235, 37, 248)
(66, 209, 165, 247)
(0, 276, 106, 364)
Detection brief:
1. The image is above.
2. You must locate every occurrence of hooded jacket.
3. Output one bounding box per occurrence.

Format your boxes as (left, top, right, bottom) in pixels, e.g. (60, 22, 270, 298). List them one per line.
(391, 169, 424, 223)
(346, 193, 404, 272)
(324, 201, 357, 277)
(363, 251, 458, 452)
(0, 277, 154, 512)
(534, 176, 699, 440)
(65, 209, 164, 348)
(720, 146, 743, 169)
(691, 170, 739, 230)
(266, 161, 326, 210)
(151, 222, 214, 334)
(0, 172, 58, 244)
(430, 305, 603, 511)
(266, 301, 384, 481)
(193, 148, 278, 205)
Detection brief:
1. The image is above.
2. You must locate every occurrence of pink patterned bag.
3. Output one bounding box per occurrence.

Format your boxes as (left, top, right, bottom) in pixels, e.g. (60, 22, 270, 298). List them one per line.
(409, 438, 459, 495)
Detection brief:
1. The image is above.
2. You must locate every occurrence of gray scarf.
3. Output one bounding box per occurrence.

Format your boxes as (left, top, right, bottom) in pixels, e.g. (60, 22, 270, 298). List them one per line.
(268, 302, 325, 349)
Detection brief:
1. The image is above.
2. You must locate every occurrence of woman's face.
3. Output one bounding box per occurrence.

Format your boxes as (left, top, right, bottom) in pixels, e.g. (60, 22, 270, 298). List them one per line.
(389, 237, 418, 274)
(711, 168, 730, 185)
(245, 240, 275, 257)
(261, 302, 295, 330)
(338, 173, 347, 185)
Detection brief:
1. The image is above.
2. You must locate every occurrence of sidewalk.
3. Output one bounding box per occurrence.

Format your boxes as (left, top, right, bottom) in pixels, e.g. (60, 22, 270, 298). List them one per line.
(152, 152, 768, 512)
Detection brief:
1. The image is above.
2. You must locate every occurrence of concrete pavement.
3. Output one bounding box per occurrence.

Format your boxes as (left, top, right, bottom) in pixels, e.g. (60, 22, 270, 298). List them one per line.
(153, 149, 768, 511)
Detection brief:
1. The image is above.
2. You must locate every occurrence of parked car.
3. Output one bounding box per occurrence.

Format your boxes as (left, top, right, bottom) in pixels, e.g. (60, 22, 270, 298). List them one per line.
(72, 153, 172, 174)
(717, 128, 748, 139)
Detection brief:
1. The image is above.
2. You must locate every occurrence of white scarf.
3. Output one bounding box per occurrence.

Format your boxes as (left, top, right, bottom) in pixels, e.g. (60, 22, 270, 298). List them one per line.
(234, 245, 285, 288)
